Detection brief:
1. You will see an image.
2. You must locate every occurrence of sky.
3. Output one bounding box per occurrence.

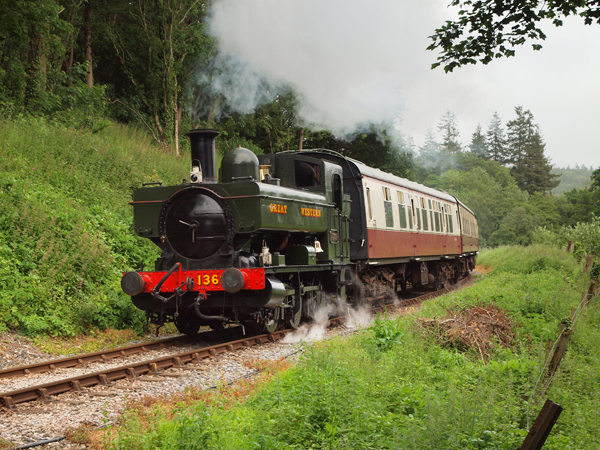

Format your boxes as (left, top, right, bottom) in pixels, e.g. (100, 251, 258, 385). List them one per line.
(207, 0, 600, 169)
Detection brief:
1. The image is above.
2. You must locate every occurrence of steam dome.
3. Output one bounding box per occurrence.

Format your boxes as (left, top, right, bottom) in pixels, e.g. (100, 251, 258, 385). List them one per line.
(220, 147, 259, 183)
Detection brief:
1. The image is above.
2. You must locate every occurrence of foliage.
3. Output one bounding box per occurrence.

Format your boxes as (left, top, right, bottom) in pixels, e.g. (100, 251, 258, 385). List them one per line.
(417, 108, 574, 247)
(428, 0, 600, 72)
(217, 89, 301, 154)
(0, 117, 188, 335)
(486, 112, 509, 163)
(437, 110, 462, 153)
(98, 0, 212, 151)
(468, 123, 487, 157)
(33, 328, 144, 356)
(552, 165, 595, 195)
(368, 314, 403, 351)
(532, 215, 600, 256)
(429, 166, 529, 245)
(105, 245, 600, 449)
(508, 107, 560, 194)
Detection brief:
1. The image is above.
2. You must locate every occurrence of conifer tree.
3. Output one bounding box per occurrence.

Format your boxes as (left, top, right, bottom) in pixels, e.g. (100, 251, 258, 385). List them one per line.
(486, 112, 509, 163)
(419, 130, 440, 159)
(507, 107, 560, 194)
(506, 106, 536, 166)
(437, 110, 462, 153)
(469, 124, 487, 157)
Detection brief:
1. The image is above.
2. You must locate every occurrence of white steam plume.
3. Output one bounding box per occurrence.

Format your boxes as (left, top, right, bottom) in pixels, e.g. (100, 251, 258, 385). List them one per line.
(281, 305, 332, 344)
(207, 0, 444, 135)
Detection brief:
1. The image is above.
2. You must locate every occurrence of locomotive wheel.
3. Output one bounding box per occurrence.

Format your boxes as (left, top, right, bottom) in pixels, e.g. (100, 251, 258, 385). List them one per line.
(285, 297, 302, 329)
(261, 317, 279, 334)
(174, 314, 201, 336)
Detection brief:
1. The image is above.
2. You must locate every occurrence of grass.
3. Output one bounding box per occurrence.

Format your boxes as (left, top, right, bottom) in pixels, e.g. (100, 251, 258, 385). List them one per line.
(89, 245, 600, 449)
(0, 117, 190, 336)
(31, 322, 182, 356)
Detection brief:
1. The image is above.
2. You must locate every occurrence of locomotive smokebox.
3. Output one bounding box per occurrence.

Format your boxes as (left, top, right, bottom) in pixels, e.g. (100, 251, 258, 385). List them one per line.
(186, 129, 219, 183)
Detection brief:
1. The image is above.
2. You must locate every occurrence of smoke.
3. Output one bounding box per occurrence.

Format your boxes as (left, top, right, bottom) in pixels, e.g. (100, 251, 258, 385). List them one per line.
(207, 0, 444, 136)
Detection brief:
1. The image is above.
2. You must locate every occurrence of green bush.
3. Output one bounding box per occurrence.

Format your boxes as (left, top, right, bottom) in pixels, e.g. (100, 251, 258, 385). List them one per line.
(108, 245, 600, 449)
(0, 117, 188, 335)
(532, 216, 600, 256)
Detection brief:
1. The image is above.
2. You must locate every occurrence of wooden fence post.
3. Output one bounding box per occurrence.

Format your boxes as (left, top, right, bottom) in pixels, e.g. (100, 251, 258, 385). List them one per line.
(520, 399, 563, 450)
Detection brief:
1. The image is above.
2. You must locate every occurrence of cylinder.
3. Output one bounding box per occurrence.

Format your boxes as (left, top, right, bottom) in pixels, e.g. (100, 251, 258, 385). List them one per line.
(242, 277, 286, 309)
(186, 129, 219, 183)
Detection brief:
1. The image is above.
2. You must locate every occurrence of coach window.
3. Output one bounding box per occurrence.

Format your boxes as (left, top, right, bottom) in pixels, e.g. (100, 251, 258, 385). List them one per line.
(409, 197, 415, 230)
(421, 205, 428, 231)
(441, 204, 447, 232)
(397, 191, 407, 229)
(383, 187, 394, 228)
(441, 202, 446, 232)
(414, 198, 422, 231)
(434, 203, 440, 232)
(447, 206, 454, 233)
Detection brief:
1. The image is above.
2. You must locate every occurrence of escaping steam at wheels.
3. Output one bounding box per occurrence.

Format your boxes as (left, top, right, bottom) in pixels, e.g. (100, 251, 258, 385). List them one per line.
(121, 129, 478, 335)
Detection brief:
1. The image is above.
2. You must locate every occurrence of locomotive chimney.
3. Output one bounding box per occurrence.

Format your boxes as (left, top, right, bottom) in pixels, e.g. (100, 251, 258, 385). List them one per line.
(186, 129, 219, 183)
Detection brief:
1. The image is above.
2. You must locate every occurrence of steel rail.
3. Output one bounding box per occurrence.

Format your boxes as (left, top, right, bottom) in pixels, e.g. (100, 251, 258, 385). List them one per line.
(0, 329, 288, 410)
(0, 333, 216, 380)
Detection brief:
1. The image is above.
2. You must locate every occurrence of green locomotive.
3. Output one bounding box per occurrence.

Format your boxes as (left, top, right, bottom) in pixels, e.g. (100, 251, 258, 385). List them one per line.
(121, 129, 478, 334)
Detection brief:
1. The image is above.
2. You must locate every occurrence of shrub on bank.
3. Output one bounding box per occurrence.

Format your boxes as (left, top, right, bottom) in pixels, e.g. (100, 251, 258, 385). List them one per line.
(106, 245, 600, 449)
(0, 118, 188, 335)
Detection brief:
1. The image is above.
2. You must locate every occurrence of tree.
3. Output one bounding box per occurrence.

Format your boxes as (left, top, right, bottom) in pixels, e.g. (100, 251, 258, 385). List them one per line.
(506, 106, 537, 166)
(217, 89, 303, 154)
(428, 1, 600, 72)
(84, 0, 93, 88)
(507, 107, 560, 194)
(469, 124, 487, 157)
(102, 0, 210, 154)
(437, 110, 462, 153)
(486, 112, 509, 163)
(592, 167, 600, 190)
(0, 0, 71, 110)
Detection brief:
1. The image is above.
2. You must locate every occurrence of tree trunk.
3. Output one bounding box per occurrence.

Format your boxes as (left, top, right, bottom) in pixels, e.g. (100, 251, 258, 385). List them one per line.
(154, 112, 165, 142)
(84, 0, 93, 87)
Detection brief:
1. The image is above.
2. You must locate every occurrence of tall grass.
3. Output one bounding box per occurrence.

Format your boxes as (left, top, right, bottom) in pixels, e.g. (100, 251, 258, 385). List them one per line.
(105, 245, 600, 449)
(0, 117, 189, 335)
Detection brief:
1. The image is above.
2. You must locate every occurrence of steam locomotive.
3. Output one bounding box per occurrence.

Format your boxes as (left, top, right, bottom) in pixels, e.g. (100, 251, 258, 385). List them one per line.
(120, 130, 478, 334)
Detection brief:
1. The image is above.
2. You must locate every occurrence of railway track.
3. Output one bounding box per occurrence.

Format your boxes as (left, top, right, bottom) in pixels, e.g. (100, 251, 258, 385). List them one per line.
(0, 274, 472, 412)
(0, 333, 217, 381)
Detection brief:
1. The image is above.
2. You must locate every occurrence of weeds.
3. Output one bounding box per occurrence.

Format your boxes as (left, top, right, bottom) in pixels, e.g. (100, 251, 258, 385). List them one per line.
(33, 328, 140, 355)
(103, 245, 600, 449)
(0, 117, 189, 336)
(368, 314, 403, 351)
